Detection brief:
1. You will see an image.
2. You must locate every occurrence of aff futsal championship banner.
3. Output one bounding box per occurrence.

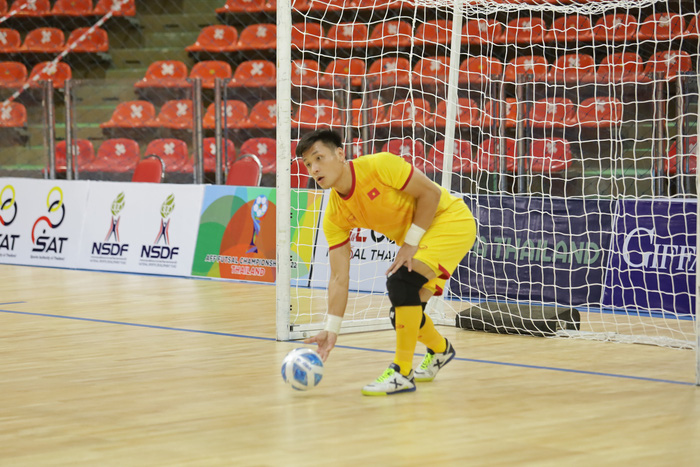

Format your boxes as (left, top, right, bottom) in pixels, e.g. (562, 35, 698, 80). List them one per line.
(76, 182, 203, 276)
(0, 178, 89, 268)
(310, 193, 400, 293)
(454, 195, 615, 306)
(602, 199, 696, 316)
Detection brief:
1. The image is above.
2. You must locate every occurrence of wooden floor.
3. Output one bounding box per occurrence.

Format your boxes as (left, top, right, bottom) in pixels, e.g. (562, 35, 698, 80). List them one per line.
(0, 264, 698, 466)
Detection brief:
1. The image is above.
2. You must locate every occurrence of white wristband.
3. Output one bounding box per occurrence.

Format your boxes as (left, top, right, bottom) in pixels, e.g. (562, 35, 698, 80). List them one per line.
(404, 223, 426, 246)
(324, 314, 342, 334)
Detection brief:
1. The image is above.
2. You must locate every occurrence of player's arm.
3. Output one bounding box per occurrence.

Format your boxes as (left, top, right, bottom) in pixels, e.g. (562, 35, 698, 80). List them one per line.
(387, 169, 441, 275)
(304, 240, 351, 361)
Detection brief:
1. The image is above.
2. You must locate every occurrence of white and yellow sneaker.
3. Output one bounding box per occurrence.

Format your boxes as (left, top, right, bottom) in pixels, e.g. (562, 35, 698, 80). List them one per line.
(361, 363, 416, 396)
(414, 339, 456, 382)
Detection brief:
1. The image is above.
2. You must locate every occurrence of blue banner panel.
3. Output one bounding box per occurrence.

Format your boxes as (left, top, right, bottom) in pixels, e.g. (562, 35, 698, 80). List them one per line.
(602, 199, 696, 315)
(452, 196, 614, 306)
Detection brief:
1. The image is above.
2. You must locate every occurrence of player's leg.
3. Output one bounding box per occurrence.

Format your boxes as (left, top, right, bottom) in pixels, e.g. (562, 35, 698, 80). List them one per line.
(413, 283, 456, 382)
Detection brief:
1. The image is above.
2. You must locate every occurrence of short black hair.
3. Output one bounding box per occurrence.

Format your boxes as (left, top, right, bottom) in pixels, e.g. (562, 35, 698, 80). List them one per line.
(295, 128, 342, 158)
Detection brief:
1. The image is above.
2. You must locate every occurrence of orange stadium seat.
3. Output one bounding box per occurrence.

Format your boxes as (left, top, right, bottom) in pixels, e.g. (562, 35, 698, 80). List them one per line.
(144, 138, 191, 172)
(425, 139, 476, 175)
(21, 28, 65, 54)
(236, 24, 276, 51)
(87, 138, 141, 172)
(0, 29, 21, 54)
(351, 98, 383, 127)
(0, 61, 27, 88)
(596, 52, 647, 83)
(293, 99, 342, 129)
(134, 60, 189, 90)
(459, 56, 504, 84)
(290, 158, 310, 189)
(366, 56, 411, 88)
(52, 0, 94, 16)
(291, 59, 321, 87)
(431, 98, 481, 128)
(245, 100, 277, 129)
(476, 138, 517, 173)
(189, 60, 232, 89)
(202, 137, 236, 172)
(686, 14, 699, 39)
(504, 55, 549, 82)
(65, 27, 109, 53)
(415, 19, 452, 46)
(310, 0, 356, 12)
(666, 136, 697, 175)
(27, 62, 71, 88)
(380, 98, 432, 130)
(381, 138, 427, 171)
(131, 156, 165, 183)
(216, 0, 271, 14)
(484, 97, 519, 128)
(93, 0, 135, 16)
(412, 56, 450, 87)
(462, 18, 504, 45)
(549, 53, 596, 84)
(10, 0, 50, 17)
(0, 101, 26, 127)
(323, 22, 369, 49)
(637, 13, 685, 41)
(503, 17, 546, 44)
(55, 139, 95, 172)
(226, 154, 262, 186)
(544, 15, 593, 43)
(230, 60, 276, 88)
(592, 14, 638, 43)
(100, 100, 156, 129)
(529, 97, 577, 129)
(319, 58, 365, 88)
(367, 20, 412, 48)
(186, 25, 239, 53)
(202, 100, 248, 129)
(153, 99, 194, 130)
(239, 137, 277, 174)
(576, 97, 623, 128)
(643, 50, 693, 80)
(292, 22, 324, 50)
(529, 138, 573, 173)
(0, 0, 6, 14)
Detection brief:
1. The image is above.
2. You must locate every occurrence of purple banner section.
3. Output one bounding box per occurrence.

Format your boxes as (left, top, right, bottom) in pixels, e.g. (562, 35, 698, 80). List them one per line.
(602, 199, 696, 315)
(452, 196, 614, 306)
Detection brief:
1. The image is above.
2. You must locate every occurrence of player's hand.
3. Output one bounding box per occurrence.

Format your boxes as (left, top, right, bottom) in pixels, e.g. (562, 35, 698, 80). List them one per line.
(303, 330, 337, 362)
(387, 243, 419, 275)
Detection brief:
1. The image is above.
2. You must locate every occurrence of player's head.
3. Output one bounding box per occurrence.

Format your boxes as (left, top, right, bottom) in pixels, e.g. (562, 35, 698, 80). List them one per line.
(297, 129, 346, 190)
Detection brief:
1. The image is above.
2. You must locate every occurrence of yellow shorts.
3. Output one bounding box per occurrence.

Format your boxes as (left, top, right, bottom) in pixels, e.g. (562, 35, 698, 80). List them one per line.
(413, 200, 477, 296)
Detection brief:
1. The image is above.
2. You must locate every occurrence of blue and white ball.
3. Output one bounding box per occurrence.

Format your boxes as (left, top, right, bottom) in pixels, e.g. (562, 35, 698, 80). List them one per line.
(281, 348, 324, 391)
(252, 195, 268, 219)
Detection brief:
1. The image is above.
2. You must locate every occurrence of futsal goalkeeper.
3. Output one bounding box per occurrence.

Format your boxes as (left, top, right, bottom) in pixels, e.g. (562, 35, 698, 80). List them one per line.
(298, 129, 477, 396)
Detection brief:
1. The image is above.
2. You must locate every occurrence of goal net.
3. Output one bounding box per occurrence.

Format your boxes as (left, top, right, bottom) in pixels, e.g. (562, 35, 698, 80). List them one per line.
(275, 0, 699, 378)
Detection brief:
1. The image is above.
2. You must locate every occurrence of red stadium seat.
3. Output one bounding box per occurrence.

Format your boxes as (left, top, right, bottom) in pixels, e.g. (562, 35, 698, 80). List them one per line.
(380, 98, 431, 129)
(152, 99, 194, 130)
(309, 0, 356, 12)
(230, 60, 276, 88)
(459, 56, 503, 84)
(415, 19, 452, 46)
(367, 20, 412, 48)
(290, 158, 310, 189)
(202, 100, 248, 129)
(189, 60, 232, 89)
(216, 0, 271, 14)
(425, 139, 476, 174)
(87, 138, 141, 172)
(483, 98, 520, 129)
(236, 24, 276, 51)
(529, 97, 577, 129)
(144, 138, 191, 172)
(52, 0, 94, 16)
(100, 100, 156, 129)
(596, 52, 647, 83)
(548, 53, 596, 84)
(503, 17, 546, 44)
(0, 101, 26, 127)
(292, 99, 342, 129)
(381, 138, 427, 171)
(239, 137, 276, 174)
(319, 58, 365, 88)
(10, 0, 50, 17)
(202, 137, 236, 172)
(412, 56, 450, 87)
(21, 28, 65, 54)
(462, 18, 504, 45)
(431, 98, 480, 128)
(134, 60, 188, 90)
(529, 138, 573, 173)
(291, 59, 321, 87)
(0, 0, 6, 14)
(686, 14, 699, 39)
(576, 97, 623, 128)
(186, 26, 239, 53)
(226, 154, 262, 186)
(245, 100, 277, 129)
(292, 22, 324, 50)
(27, 62, 71, 88)
(592, 14, 638, 43)
(65, 27, 109, 53)
(637, 13, 685, 41)
(323, 22, 369, 49)
(476, 138, 517, 173)
(55, 139, 95, 172)
(643, 50, 693, 80)
(131, 156, 165, 183)
(366, 57, 411, 88)
(0, 61, 27, 89)
(544, 15, 593, 43)
(351, 98, 383, 127)
(94, 0, 136, 16)
(666, 136, 697, 175)
(0, 29, 21, 54)
(504, 55, 549, 82)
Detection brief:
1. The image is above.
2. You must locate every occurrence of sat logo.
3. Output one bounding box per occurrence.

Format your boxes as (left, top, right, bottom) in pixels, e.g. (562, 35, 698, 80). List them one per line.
(31, 187, 67, 254)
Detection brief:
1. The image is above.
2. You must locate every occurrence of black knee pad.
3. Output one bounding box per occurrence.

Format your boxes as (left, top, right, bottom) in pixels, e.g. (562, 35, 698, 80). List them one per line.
(389, 304, 427, 330)
(386, 266, 429, 308)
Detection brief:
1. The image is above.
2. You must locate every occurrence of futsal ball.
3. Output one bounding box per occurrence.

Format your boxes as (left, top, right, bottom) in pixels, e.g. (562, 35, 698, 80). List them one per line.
(281, 348, 324, 391)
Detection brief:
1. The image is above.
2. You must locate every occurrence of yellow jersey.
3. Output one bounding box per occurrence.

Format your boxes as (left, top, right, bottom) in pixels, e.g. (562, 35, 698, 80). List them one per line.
(323, 152, 467, 250)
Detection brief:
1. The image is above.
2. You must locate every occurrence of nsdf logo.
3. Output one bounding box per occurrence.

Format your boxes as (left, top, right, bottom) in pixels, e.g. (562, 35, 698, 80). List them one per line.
(0, 185, 20, 252)
(141, 194, 179, 261)
(91, 192, 129, 259)
(31, 186, 67, 254)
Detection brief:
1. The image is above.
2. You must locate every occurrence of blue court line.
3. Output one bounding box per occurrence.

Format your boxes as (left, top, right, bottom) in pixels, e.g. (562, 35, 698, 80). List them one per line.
(0, 301, 26, 306)
(0, 307, 695, 387)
